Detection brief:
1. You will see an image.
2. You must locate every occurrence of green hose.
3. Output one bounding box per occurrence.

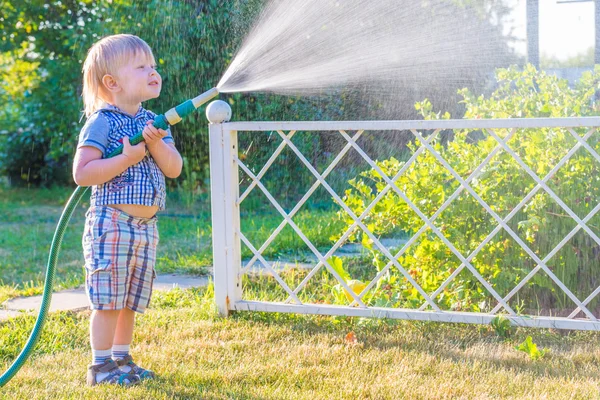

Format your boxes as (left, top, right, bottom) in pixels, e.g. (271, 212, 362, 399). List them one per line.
(0, 88, 219, 387)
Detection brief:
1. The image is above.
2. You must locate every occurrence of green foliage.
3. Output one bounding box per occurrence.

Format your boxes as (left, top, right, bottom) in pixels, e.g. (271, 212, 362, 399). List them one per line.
(327, 255, 368, 304)
(0, 0, 110, 185)
(490, 315, 513, 339)
(337, 65, 600, 313)
(327, 255, 351, 282)
(515, 335, 547, 360)
(0, 0, 338, 187)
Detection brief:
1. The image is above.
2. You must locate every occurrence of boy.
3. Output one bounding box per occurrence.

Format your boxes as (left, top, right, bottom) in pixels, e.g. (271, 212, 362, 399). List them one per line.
(73, 34, 182, 386)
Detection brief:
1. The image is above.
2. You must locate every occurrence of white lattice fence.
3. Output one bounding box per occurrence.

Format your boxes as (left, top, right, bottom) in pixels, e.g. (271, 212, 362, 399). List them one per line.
(209, 118, 600, 330)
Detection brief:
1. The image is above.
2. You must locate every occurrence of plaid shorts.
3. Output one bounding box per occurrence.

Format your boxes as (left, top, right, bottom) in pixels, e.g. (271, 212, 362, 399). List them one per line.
(82, 206, 159, 313)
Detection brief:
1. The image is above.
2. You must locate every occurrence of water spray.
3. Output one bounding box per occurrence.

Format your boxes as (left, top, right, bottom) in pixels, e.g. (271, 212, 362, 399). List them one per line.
(0, 87, 220, 387)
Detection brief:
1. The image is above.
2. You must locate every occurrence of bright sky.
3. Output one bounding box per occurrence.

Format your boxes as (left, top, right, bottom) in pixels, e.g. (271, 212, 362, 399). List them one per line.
(508, 0, 595, 61)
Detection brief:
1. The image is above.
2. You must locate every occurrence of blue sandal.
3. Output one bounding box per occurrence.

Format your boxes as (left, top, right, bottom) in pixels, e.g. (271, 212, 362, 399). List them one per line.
(115, 354, 156, 380)
(87, 359, 140, 386)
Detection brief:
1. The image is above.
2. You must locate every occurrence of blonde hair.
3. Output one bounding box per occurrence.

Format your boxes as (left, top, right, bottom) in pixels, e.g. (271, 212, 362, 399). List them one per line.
(82, 34, 155, 117)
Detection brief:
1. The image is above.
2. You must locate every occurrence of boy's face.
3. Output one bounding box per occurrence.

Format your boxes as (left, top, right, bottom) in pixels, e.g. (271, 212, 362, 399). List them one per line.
(113, 51, 162, 104)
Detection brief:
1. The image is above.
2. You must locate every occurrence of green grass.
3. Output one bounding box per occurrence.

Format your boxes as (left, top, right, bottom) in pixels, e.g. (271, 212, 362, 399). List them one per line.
(2, 187, 600, 398)
(0, 186, 342, 304)
(1, 285, 600, 399)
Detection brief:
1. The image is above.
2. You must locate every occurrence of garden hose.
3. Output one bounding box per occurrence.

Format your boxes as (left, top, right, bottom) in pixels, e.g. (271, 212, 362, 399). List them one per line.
(0, 87, 219, 387)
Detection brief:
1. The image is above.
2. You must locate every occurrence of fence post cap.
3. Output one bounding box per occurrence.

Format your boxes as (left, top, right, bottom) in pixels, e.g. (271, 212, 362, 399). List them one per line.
(206, 100, 232, 124)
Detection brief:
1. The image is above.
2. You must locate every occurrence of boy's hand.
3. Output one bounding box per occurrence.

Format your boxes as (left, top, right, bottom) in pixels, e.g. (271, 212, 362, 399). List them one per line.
(122, 136, 146, 166)
(143, 120, 168, 149)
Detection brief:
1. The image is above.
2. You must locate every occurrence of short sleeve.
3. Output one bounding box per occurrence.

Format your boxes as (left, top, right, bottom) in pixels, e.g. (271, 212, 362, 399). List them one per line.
(77, 112, 110, 154)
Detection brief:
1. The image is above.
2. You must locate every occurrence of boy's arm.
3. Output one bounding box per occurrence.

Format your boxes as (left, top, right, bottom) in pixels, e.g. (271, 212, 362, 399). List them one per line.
(73, 137, 146, 186)
(146, 141, 183, 179)
(142, 120, 183, 179)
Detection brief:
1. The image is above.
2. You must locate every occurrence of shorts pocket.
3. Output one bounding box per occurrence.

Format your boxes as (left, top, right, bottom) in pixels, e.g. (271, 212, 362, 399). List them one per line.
(85, 259, 112, 305)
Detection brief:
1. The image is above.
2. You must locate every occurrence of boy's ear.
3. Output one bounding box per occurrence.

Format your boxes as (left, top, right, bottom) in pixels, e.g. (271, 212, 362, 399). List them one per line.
(101, 74, 121, 93)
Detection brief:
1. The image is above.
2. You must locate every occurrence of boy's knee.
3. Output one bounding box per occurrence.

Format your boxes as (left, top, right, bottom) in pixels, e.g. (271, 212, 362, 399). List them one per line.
(92, 309, 121, 318)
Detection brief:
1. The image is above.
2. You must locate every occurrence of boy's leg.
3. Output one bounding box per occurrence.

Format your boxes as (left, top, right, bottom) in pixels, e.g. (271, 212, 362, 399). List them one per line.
(112, 308, 138, 374)
(119, 260, 155, 380)
(88, 309, 139, 386)
(112, 307, 155, 379)
(83, 207, 140, 386)
(84, 206, 132, 351)
(90, 309, 119, 369)
(115, 218, 159, 379)
(113, 307, 135, 346)
(90, 309, 121, 350)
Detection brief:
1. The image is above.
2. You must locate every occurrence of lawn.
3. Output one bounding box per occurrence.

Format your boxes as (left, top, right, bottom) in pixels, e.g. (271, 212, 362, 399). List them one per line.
(1, 287, 600, 399)
(1, 186, 600, 399)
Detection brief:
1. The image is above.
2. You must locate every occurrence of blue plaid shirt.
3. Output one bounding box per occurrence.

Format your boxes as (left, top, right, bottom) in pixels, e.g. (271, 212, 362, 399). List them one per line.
(77, 104, 174, 211)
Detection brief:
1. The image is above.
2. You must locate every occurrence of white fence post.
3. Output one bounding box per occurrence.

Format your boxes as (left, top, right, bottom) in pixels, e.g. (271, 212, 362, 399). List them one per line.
(208, 104, 240, 317)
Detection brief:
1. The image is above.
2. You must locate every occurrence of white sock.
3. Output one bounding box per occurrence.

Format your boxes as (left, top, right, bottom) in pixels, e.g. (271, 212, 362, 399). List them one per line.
(112, 344, 130, 359)
(92, 348, 112, 382)
(113, 344, 132, 372)
(92, 348, 112, 366)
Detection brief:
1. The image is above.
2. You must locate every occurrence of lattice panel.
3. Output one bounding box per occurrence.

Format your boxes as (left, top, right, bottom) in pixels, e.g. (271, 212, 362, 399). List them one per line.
(210, 119, 600, 330)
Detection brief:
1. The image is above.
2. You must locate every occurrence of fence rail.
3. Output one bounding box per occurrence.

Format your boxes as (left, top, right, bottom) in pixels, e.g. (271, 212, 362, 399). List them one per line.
(210, 117, 600, 331)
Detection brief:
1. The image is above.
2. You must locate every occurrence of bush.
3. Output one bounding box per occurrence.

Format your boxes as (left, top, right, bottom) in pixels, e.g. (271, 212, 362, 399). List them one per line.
(337, 65, 600, 314)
